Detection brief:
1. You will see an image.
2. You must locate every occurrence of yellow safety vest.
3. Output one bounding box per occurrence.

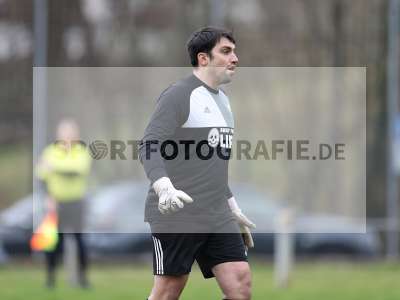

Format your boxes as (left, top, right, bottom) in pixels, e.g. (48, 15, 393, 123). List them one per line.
(36, 142, 92, 202)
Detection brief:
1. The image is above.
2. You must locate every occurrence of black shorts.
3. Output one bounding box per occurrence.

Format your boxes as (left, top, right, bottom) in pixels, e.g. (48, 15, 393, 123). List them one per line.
(150, 221, 247, 278)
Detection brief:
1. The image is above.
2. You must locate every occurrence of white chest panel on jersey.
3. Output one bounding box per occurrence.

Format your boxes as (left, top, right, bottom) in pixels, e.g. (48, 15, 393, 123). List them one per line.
(182, 86, 233, 128)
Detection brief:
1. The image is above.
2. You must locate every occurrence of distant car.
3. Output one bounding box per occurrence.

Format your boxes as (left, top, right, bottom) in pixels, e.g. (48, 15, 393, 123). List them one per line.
(0, 181, 381, 257)
(234, 186, 380, 256)
(0, 194, 38, 254)
(84, 182, 152, 255)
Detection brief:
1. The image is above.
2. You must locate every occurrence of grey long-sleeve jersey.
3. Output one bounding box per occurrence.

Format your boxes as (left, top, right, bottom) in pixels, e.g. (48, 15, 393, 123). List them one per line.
(139, 74, 235, 223)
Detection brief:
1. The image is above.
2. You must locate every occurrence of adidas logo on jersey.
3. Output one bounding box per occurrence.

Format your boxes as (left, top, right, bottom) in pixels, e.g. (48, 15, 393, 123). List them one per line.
(204, 106, 211, 113)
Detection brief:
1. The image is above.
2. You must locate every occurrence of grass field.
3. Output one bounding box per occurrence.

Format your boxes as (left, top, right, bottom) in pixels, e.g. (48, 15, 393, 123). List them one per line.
(0, 259, 399, 300)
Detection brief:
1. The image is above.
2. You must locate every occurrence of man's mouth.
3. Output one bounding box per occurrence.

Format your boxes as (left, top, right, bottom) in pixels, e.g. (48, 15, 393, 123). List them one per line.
(227, 66, 236, 71)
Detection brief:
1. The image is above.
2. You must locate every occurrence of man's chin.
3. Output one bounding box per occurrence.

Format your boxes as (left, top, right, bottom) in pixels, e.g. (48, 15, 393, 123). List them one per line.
(221, 75, 233, 85)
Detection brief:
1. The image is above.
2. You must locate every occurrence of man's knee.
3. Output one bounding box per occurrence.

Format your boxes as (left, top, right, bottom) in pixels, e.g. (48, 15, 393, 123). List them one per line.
(150, 275, 187, 300)
(225, 267, 252, 299)
(162, 280, 184, 298)
(151, 288, 181, 300)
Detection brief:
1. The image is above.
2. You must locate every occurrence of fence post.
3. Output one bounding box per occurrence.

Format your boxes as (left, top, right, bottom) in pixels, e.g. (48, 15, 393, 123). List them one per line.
(64, 234, 79, 286)
(274, 208, 295, 288)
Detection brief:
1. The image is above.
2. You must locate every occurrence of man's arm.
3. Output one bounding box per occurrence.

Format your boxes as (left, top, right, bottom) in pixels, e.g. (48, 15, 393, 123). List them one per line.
(138, 88, 193, 214)
(225, 185, 233, 200)
(138, 88, 181, 184)
(226, 186, 256, 249)
(36, 148, 52, 181)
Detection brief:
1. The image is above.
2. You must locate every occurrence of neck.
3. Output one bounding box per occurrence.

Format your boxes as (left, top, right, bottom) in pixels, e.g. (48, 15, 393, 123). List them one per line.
(193, 69, 219, 90)
(57, 139, 77, 150)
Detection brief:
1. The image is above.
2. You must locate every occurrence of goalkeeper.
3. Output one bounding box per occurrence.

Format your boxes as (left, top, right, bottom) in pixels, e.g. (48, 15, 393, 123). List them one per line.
(139, 26, 255, 300)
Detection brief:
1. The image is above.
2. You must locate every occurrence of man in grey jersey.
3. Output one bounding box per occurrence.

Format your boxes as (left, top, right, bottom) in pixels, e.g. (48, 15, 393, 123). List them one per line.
(139, 27, 256, 300)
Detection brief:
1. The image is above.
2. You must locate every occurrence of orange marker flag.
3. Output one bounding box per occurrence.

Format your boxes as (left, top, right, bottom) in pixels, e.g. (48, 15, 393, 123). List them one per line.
(30, 211, 58, 251)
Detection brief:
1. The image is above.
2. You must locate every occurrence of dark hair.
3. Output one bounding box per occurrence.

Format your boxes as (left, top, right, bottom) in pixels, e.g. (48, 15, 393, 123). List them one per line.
(186, 27, 235, 67)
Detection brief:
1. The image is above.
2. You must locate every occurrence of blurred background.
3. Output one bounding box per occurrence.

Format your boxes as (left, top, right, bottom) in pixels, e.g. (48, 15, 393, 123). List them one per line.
(0, 0, 399, 299)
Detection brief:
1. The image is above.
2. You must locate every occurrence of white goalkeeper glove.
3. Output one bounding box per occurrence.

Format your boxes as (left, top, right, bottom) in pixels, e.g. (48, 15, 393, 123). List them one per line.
(153, 177, 193, 214)
(228, 197, 256, 249)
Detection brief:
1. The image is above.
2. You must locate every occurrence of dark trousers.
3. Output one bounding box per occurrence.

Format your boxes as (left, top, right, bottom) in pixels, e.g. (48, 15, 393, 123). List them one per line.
(45, 232, 88, 274)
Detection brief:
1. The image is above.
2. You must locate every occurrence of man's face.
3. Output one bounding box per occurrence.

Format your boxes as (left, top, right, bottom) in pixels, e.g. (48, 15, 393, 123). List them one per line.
(206, 37, 238, 85)
(57, 121, 80, 145)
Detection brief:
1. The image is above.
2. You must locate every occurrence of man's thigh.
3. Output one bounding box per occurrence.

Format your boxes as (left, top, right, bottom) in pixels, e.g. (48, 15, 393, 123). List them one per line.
(149, 233, 206, 299)
(212, 261, 252, 299)
(196, 230, 248, 279)
(149, 274, 189, 300)
(212, 261, 251, 285)
(151, 232, 207, 276)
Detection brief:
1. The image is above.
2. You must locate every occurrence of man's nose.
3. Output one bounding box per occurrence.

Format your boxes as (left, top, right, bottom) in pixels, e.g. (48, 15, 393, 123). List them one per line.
(231, 52, 238, 64)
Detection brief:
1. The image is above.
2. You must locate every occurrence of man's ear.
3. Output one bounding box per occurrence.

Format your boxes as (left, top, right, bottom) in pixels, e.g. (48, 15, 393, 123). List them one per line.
(197, 52, 209, 66)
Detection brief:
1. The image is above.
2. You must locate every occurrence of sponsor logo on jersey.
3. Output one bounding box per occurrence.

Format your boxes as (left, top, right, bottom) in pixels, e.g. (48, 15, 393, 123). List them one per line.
(208, 128, 219, 147)
(208, 127, 233, 149)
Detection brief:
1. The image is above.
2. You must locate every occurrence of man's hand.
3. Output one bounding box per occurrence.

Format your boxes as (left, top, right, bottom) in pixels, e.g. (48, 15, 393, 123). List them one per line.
(228, 197, 256, 250)
(153, 177, 193, 214)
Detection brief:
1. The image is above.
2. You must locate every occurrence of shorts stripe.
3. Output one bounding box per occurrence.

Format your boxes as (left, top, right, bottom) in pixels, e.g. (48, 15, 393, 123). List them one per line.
(152, 236, 164, 275)
(156, 238, 164, 274)
(152, 237, 160, 274)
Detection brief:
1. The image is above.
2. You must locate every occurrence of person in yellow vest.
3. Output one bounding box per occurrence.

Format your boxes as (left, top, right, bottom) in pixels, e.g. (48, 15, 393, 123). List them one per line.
(36, 119, 92, 288)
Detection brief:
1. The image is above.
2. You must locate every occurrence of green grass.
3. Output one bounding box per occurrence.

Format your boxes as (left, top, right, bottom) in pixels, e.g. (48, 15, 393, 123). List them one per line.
(0, 260, 399, 300)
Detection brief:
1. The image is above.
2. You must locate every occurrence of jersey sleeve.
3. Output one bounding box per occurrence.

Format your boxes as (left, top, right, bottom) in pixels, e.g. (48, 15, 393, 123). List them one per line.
(226, 185, 233, 200)
(139, 87, 188, 184)
(36, 146, 53, 181)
